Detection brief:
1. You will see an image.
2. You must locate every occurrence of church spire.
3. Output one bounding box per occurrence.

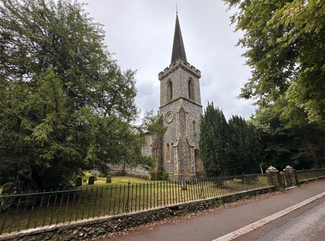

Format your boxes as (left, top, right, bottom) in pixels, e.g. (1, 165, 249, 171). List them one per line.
(171, 12, 187, 64)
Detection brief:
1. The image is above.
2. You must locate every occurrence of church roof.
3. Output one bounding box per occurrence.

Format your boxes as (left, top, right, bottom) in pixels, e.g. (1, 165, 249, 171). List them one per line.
(171, 13, 187, 64)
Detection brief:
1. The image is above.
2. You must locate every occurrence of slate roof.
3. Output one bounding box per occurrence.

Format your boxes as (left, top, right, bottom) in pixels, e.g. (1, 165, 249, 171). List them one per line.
(171, 13, 187, 64)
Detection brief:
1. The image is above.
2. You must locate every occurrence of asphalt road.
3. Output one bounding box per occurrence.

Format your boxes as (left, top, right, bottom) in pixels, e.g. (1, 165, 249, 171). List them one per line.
(237, 196, 325, 241)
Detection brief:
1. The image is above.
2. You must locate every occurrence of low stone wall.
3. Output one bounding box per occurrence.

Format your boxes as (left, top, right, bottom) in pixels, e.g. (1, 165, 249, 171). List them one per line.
(108, 164, 151, 179)
(0, 186, 276, 241)
(298, 176, 325, 184)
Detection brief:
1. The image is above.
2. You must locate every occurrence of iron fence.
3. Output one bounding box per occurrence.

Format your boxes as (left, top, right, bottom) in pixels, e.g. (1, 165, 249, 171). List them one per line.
(0, 174, 270, 235)
(296, 169, 325, 182)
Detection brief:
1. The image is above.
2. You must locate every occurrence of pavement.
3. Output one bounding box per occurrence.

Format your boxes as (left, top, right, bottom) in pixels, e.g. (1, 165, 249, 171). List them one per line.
(237, 195, 325, 241)
(98, 179, 325, 241)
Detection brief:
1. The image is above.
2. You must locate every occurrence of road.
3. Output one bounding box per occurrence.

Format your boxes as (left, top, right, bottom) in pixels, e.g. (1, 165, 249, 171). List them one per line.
(237, 196, 325, 241)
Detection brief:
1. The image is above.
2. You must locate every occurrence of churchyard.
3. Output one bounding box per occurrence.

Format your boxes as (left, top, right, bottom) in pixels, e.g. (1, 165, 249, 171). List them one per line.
(0, 173, 270, 234)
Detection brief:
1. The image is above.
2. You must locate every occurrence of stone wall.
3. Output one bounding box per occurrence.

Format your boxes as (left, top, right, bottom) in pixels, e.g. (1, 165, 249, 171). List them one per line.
(159, 59, 201, 107)
(108, 164, 150, 179)
(0, 186, 276, 241)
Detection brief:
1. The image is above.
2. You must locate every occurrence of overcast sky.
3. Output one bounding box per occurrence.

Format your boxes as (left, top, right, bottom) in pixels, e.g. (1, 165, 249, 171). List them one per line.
(80, 0, 255, 122)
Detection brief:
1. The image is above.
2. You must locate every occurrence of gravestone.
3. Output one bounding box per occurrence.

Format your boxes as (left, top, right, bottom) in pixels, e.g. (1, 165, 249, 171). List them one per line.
(90, 170, 100, 181)
(75, 177, 82, 187)
(106, 175, 112, 183)
(88, 176, 95, 185)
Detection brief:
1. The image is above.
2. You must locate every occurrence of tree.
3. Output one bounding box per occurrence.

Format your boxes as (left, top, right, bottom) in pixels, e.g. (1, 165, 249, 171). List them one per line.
(136, 110, 167, 173)
(200, 103, 261, 177)
(0, 0, 142, 190)
(251, 104, 325, 170)
(223, 0, 325, 124)
(200, 103, 230, 177)
(228, 116, 261, 175)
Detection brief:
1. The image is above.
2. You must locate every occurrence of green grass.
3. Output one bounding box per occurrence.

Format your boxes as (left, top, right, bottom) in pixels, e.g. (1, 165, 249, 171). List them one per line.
(80, 174, 154, 187)
(82, 171, 93, 182)
(97, 176, 153, 186)
(80, 172, 153, 187)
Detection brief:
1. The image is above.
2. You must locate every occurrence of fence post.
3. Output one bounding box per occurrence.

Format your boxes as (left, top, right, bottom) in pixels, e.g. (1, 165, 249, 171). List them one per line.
(125, 181, 130, 213)
(266, 166, 284, 189)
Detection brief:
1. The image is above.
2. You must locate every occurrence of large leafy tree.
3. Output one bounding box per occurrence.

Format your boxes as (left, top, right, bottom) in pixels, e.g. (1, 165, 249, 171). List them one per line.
(0, 0, 141, 190)
(251, 104, 325, 170)
(224, 0, 325, 124)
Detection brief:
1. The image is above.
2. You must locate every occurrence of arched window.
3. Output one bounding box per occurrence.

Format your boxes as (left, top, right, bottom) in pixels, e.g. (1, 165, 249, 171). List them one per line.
(171, 143, 174, 162)
(193, 121, 196, 136)
(166, 143, 170, 162)
(167, 80, 173, 101)
(188, 79, 195, 101)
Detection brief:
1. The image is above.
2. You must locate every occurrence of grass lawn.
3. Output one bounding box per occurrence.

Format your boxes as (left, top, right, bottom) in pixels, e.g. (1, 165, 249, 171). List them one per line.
(95, 176, 153, 186)
(80, 172, 153, 187)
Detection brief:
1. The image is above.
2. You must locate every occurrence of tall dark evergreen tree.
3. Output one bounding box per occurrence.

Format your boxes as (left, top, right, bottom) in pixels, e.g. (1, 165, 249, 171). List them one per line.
(228, 116, 261, 175)
(0, 0, 143, 190)
(200, 104, 261, 177)
(200, 103, 229, 177)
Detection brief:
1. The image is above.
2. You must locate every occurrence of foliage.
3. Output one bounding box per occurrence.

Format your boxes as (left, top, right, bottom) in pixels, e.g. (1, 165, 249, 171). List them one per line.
(141, 110, 167, 138)
(150, 169, 169, 181)
(251, 104, 325, 170)
(137, 110, 167, 172)
(139, 156, 157, 172)
(228, 116, 261, 175)
(200, 103, 261, 177)
(224, 0, 325, 124)
(200, 103, 230, 177)
(0, 0, 143, 190)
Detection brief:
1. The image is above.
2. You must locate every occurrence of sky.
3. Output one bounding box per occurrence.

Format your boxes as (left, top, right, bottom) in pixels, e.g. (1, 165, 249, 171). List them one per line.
(80, 0, 255, 122)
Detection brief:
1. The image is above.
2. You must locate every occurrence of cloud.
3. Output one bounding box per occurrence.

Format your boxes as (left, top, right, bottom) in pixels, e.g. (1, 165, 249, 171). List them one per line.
(82, 0, 255, 121)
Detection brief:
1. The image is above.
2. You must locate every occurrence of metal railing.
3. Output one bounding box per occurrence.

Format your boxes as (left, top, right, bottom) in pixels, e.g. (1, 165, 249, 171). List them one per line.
(0, 174, 270, 235)
(296, 169, 325, 182)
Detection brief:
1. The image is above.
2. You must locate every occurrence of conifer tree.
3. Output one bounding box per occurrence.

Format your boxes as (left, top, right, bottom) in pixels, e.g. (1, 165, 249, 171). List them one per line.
(0, 0, 142, 190)
(199, 103, 230, 177)
(228, 116, 261, 175)
(200, 104, 261, 177)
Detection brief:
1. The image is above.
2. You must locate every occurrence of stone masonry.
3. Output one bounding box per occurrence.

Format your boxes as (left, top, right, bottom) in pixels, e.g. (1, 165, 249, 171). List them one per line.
(155, 13, 204, 180)
(109, 13, 205, 180)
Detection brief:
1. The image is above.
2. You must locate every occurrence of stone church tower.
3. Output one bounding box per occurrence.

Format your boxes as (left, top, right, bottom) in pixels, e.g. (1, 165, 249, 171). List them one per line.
(158, 13, 204, 180)
(109, 13, 205, 180)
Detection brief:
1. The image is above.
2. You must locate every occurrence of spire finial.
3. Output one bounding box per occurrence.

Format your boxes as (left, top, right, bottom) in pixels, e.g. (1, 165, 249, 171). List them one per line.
(176, 3, 178, 14)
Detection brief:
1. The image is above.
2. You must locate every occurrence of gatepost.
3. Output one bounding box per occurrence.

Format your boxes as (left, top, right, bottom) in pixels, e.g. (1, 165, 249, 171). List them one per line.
(283, 165, 298, 187)
(266, 166, 284, 189)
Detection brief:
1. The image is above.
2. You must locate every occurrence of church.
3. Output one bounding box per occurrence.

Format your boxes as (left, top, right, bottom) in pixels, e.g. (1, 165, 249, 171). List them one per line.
(111, 12, 205, 180)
